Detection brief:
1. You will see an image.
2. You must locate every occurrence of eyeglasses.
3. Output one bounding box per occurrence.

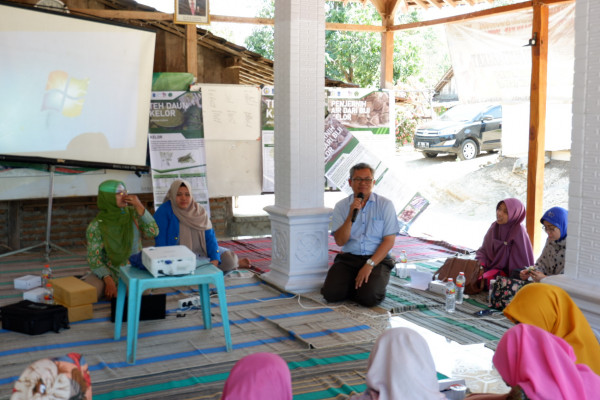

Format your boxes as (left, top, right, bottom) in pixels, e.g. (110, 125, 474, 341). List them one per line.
(542, 225, 557, 232)
(116, 190, 128, 196)
(351, 178, 374, 183)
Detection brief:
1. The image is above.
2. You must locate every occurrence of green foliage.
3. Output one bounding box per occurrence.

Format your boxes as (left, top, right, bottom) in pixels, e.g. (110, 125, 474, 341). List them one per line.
(245, 0, 275, 59)
(244, 1, 451, 88)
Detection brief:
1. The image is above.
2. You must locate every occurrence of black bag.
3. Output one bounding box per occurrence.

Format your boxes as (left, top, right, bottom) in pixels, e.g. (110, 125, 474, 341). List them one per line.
(0, 300, 69, 335)
(435, 257, 484, 295)
(110, 294, 166, 322)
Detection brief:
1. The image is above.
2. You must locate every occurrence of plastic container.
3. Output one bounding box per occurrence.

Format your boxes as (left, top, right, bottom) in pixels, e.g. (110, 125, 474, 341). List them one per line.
(41, 264, 53, 287)
(396, 250, 408, 278)
(488, 279, 496, 306)
(445, 278, 456, 313)
(455, 272, 466, 304)
(43, 283, 54, 305)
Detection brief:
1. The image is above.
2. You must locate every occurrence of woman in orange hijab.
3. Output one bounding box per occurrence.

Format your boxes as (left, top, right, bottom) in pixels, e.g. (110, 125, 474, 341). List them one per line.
(503, 283, 600, 375)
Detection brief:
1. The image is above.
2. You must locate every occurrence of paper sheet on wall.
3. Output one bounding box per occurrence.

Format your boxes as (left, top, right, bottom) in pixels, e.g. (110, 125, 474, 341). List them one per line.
(199, 84, 261, 141)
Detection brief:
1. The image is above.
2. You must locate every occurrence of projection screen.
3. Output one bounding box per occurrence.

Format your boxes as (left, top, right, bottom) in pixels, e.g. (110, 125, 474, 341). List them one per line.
(0, 3, 156, 168)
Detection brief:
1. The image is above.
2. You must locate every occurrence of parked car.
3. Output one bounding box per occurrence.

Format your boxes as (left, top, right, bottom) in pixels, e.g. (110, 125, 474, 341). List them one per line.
(413, 104, 502, 160)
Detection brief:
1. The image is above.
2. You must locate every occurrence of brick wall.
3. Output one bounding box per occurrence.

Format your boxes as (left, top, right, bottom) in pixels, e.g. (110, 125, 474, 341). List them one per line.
(0, 195, 233, 254)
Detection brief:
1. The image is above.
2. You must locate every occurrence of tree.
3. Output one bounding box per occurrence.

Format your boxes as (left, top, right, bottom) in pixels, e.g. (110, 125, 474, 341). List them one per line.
(245, 0, 275, 61)
(245, 1, 447, 88)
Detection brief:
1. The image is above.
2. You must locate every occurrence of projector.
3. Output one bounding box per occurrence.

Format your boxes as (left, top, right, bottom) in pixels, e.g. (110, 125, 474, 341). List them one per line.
(142, 246, 196, 277)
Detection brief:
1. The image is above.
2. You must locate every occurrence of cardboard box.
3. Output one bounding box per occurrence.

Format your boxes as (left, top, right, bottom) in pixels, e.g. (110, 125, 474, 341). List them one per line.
(57, 302, 93, 322)
(52, 277, 97, 307)
(23, 287, 47, 303)
(14, 275, 42, 290)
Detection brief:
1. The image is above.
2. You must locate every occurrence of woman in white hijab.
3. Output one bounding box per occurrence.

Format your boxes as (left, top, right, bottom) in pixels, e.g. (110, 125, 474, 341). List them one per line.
(349, 327, 445, 400)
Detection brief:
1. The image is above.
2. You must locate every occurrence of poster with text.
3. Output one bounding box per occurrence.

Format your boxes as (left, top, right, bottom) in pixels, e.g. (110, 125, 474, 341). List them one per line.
(148, 91, 210, 214)
(326, 88, 395, 165)
(260, 86, 275, 193)
(324, 114, 410, 218)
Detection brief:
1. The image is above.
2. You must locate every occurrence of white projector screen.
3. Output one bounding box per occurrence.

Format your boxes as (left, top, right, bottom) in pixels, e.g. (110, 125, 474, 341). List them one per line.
(0, 3, 156, 168)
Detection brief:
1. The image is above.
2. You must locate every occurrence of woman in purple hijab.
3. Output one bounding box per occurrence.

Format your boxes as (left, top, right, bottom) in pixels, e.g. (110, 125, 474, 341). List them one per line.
(476, 198, 534, 279)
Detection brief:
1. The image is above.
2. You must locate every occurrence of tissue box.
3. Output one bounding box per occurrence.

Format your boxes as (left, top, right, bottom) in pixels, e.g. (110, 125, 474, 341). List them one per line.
(23, 287, 47, 303)
(52, 277, 97, 307)
(57, 302, 93, 322)
(428, 280, 448, 295)
(14, 275, 42, 290)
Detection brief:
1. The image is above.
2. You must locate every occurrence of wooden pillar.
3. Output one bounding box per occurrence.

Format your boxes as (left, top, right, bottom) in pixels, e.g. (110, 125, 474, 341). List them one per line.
(380, 13, 394, 89)
(186, 24, 198, 78)
(377, 0, 400, 89)
(526, 2, 549, 254)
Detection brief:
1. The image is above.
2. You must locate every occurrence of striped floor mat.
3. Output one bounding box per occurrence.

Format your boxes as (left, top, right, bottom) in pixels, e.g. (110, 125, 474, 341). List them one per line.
(0, 258, 382, 399)
(380, 261, 512, 350)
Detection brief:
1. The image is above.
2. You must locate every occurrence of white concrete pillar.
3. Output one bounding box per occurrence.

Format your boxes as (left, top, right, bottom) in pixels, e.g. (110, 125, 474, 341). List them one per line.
(548, 0, 600, 336)
(263, 0, 331, 293)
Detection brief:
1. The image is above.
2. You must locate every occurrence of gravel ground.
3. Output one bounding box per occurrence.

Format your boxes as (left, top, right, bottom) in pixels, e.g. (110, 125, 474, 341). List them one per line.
(397, 148, 569, 252)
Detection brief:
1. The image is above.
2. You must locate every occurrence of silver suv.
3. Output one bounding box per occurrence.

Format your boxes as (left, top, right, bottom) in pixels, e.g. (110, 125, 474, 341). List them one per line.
(413, 104, 502, 160)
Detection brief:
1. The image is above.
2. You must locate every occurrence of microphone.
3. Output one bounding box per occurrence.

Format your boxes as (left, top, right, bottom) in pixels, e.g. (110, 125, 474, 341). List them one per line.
(351, 192, 364, 223)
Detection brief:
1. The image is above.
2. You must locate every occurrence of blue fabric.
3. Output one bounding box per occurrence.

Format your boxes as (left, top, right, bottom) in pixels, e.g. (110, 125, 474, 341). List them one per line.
(540, 206, 568, 242)
(331, 192, 399, 255)
(154, 200, 221, 262)
(128, 251, 146, 270)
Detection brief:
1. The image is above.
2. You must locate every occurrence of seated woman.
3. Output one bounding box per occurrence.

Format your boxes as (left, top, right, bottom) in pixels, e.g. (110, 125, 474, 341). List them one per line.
(348, 327, 445, 400)
(221, 353, 292, 400)
(476, 198, 534, 280)
(519, 206, 567, 282)
(494, 324, 600, 400)
(503, 283, 600, 375)
(154, 179, 249, 273)
(84, 180, 158, 300)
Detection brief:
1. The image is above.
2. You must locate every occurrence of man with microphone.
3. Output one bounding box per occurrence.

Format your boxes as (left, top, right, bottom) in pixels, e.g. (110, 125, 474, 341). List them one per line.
(321, 162, 399, 307)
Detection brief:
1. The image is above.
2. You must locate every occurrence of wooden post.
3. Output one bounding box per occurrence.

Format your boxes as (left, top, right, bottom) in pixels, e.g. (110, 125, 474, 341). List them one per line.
(375, 0, 400, 89)
(380, 13, 394, 89)
(526, 2, 549, 254)
(186, 24, 198, 78)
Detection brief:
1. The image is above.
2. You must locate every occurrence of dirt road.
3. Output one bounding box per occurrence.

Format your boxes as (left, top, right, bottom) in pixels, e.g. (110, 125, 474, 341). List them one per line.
(392, 147, 569, 252)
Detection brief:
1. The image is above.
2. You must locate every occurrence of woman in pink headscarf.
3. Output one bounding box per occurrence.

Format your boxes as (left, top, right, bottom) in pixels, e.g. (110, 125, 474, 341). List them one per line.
(467, 324, 600, 400)
(494, 324, 600, 400)
(476, 198, 534, 279)
(221, 353, 292, 400)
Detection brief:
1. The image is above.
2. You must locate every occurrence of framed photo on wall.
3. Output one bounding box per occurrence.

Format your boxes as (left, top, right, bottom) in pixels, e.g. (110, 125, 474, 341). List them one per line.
(174, 0, 209, 25)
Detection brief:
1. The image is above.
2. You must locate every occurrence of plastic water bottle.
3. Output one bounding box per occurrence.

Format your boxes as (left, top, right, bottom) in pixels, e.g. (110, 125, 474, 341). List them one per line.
(41, 264, 52, 287)
(43, 283, 54, 305)
(455, 272, 466, 304)
(445, 278, 456, 313)
(397, 250, 408, 278)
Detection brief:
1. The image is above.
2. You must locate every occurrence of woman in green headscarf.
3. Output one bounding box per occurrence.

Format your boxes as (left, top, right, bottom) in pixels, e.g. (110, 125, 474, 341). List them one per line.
(84, 180, 158, 299)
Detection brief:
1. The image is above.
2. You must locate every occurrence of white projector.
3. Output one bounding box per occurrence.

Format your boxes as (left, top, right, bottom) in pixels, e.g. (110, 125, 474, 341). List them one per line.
(142, 246, 197, 277)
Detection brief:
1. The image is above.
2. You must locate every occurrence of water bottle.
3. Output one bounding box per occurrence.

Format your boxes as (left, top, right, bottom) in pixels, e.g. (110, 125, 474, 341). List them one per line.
(43, 283, 54, 305)
(397, 250, 408, 278)
(445, 278, 456, 313)
(455, 272, 466, 304)
(41, 264, 52, 287)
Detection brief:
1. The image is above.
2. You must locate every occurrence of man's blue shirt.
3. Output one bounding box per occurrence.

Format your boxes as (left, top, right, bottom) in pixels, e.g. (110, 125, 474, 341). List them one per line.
(332, 192, 399, 256)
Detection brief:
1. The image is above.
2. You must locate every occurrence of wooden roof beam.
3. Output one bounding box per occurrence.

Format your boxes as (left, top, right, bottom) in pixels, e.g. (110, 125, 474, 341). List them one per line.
(440, 0, 458, 7)
(426, 0, 443, 8)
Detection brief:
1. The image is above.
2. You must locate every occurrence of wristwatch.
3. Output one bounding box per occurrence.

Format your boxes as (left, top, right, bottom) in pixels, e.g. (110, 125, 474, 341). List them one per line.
(366, 258, 376, 267)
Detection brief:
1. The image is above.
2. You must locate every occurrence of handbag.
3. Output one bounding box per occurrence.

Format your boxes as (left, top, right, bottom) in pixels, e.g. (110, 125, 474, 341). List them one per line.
(435, 257, 484, 295)
(489, 276, 530, 310)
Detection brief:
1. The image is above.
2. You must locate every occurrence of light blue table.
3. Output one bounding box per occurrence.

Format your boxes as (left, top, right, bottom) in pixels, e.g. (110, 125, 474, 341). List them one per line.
(113, 263, 233, 364)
